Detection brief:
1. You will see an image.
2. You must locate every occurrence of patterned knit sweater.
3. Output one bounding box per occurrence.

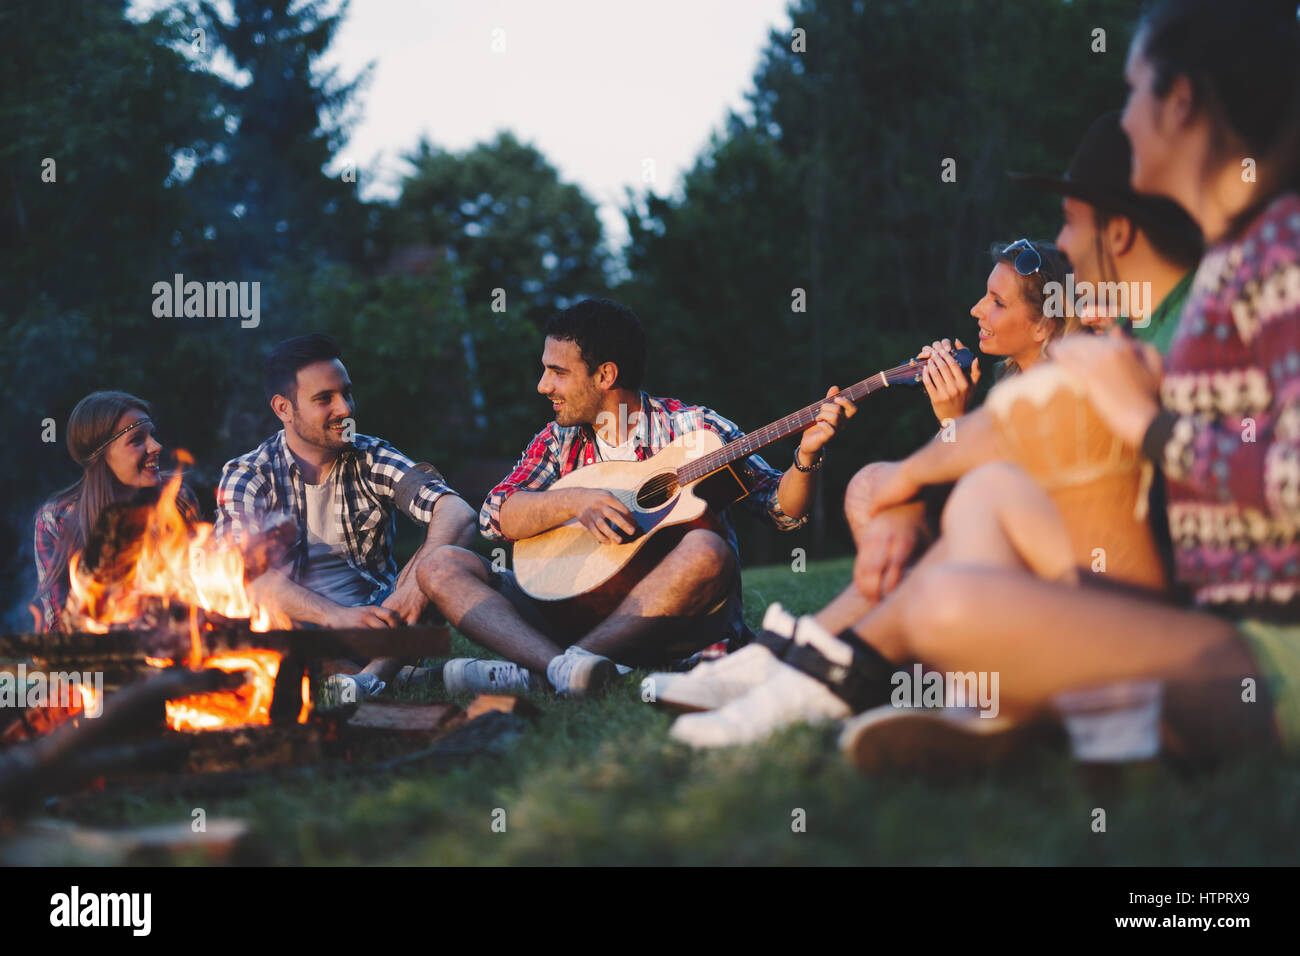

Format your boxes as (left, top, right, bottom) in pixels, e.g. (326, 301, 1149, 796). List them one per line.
(1143, 192, 1300, 612)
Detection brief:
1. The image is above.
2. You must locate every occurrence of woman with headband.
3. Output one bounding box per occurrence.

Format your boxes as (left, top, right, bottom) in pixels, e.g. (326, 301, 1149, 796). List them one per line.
(32, 390, 198, 632)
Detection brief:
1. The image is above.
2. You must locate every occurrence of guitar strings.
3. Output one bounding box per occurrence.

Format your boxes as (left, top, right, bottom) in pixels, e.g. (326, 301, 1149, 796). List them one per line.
(675, 356, 932, 482)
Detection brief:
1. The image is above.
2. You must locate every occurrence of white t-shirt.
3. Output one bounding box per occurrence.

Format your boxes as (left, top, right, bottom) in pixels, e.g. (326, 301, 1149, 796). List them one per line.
(593, 430, 639, 462)
(299, 464, 373, 607)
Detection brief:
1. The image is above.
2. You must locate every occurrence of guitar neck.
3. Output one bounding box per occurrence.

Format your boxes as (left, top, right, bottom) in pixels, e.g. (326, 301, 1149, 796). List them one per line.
(675, 361, 918, 484)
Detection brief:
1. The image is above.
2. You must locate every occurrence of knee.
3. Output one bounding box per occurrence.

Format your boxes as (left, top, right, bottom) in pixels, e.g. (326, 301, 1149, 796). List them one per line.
(941, 462, 1034, 532)
(677, 529, 735, 583)
(845, 461, 893, 521)
(415, 545, 484, 597)
(898, 565, 985, 662)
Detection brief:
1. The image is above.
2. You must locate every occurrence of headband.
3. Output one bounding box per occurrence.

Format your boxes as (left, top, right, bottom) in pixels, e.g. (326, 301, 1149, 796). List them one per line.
(82, 417, 154, 464)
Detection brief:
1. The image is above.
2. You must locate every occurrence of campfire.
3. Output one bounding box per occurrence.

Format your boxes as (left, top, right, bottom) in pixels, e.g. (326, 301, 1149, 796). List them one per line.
(0, 454, 459, 832)
(58, 453, 303, 731)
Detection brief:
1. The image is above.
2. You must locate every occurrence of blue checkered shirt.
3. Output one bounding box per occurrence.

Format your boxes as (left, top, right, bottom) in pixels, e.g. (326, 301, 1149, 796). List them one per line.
(215, 431, 458, 603)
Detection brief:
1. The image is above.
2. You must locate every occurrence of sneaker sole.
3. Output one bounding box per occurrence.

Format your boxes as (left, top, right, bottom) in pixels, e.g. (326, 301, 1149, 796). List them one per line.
(840, 708, 1044, 774)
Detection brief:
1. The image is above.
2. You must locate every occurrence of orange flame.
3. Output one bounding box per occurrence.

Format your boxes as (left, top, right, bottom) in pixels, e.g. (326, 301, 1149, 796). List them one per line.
(66, 459, 277, 632)
(64, 451, 309, 730)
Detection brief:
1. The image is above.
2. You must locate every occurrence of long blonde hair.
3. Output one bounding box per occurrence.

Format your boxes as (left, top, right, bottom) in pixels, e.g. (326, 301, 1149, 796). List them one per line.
(36, 391, 153, 610)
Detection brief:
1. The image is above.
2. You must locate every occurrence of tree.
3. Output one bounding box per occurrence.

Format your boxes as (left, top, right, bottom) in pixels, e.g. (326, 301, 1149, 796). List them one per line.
(387, 132, 610, 454)
(194, 0, 371, 271)
(619, 0, 1140, 557)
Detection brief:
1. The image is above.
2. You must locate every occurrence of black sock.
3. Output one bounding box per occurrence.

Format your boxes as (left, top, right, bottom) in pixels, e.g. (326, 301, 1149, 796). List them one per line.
(834, 629, 901, 700)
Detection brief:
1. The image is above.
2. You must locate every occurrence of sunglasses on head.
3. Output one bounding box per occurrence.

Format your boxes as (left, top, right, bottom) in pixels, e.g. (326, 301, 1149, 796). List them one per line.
(1002, 238, 1042, 276)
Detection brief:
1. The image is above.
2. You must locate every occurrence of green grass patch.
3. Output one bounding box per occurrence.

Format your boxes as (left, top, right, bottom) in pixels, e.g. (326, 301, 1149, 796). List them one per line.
(58, 558, 1300, 865)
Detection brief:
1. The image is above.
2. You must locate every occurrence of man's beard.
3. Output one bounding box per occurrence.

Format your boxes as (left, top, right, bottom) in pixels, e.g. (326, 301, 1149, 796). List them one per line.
(293, 412, 349, 450)
(555, 390, 600, 427)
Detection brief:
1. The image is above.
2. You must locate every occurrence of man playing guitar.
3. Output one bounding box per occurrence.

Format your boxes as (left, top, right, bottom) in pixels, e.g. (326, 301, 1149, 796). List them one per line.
(414, 298, 855, 697)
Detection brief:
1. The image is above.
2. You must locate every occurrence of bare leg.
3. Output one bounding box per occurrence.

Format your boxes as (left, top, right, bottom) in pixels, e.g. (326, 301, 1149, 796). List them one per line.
(894, 564, 1269, 749)
(940, 463, 1077, 584)
(416, 545, 564, 673)
(846, 463, 1076, 660)
(578, 529, 735, 665)
(814, 584, 877, 634)
(837, 465, 1270, 748)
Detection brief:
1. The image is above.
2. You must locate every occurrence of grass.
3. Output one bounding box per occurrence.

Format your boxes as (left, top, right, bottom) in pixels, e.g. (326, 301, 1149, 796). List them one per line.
(57, 558, 1300, 865)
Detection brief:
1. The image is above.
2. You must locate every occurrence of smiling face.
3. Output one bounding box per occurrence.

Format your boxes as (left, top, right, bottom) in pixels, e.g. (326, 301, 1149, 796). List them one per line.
(537, 336, 610, 428)
(102, 409, 162, 489)
(969, 262, 1049, 366)
(276, 359, 356, 453)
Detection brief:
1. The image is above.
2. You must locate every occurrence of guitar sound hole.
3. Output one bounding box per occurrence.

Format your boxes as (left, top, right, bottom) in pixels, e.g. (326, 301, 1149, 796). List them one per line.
(636, 473, 679, 509)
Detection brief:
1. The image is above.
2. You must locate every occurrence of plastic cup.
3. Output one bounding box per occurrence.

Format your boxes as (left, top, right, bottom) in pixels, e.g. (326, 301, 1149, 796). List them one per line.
(1053, 680, 1164, 763)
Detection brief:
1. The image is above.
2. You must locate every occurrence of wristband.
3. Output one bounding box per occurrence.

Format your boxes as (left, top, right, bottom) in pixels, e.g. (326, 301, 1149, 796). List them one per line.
(794, 443, 824, 473)
(1140, 410, 1178, 465)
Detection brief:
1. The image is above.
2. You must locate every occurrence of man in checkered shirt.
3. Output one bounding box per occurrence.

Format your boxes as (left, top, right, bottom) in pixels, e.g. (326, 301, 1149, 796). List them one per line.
(413, 299, 856, 698)
(215, 333, 477, 698)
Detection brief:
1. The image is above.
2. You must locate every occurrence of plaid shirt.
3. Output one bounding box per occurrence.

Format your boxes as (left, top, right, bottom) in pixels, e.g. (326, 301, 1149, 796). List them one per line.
(33, 483, 200, 632)
(481, 392, 806, 648)
(215, 431, 458, 604)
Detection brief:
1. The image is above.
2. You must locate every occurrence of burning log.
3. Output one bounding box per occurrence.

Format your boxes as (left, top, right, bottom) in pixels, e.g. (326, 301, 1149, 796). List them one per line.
(0, 625, 451, 668)
(0, 666, 245, 812)
(238, 512, 297, 582)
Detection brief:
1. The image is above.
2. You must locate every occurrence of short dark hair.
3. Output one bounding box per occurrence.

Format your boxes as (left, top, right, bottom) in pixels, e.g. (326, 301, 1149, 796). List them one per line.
(263, 333, 343, 404)
(1090, 203, 1203, 271)
(543, 298, 647, 390)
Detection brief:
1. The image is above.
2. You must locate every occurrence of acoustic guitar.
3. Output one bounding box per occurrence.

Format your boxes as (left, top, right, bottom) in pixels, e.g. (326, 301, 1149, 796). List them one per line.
(512, 349, 974, 624)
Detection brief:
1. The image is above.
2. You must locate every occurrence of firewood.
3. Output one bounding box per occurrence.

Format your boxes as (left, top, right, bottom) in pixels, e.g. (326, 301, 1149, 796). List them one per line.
(0, 625, 451, 667)
(239, 513, 297, 581)
(79, 490, 161, 580)
(183, 724, 324, 774)
(465, 694, 539, 721)
(347, 701, 462, 733)
(0, 667, 239, 813)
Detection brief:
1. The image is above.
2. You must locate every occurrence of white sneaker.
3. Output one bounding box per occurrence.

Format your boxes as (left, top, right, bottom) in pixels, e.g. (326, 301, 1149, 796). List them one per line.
(546, 646, 618, 699)
(442, 658, 533, 695)
(318, 672, 386, 711)
(643, 604, 798, 712)
(668, 662, 851, 748)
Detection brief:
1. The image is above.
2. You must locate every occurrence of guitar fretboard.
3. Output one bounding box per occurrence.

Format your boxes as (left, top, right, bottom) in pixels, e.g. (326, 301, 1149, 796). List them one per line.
(674, 358, 934, 484)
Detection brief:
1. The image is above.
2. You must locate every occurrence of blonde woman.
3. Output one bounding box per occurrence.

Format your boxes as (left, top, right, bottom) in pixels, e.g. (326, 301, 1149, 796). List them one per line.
(917, 238, 1080, 423)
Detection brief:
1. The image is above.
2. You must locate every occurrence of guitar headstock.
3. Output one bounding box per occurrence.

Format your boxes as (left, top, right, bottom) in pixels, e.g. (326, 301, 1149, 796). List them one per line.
(888, 347, 975, 387)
